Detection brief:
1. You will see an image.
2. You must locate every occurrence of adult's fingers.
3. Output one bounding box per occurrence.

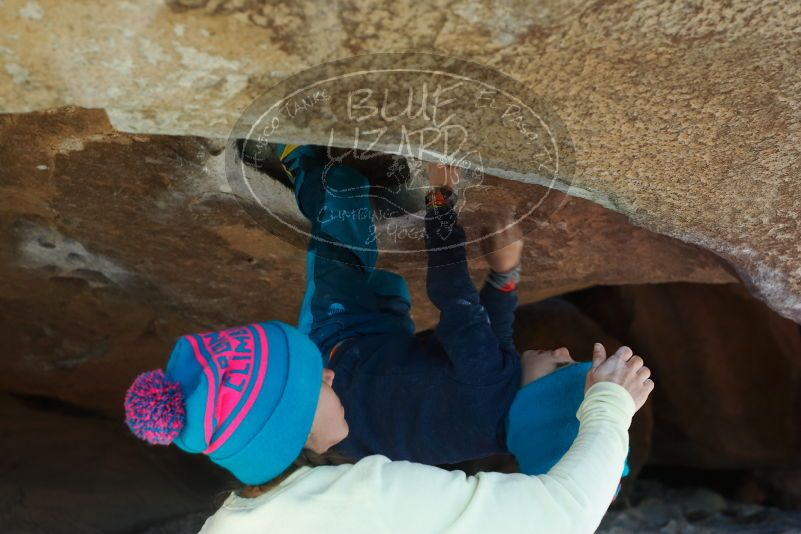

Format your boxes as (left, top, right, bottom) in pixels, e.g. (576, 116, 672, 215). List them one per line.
(611, 346, 633, 361)
(591, 343, 607, 369)
(626, 355, 644, 370)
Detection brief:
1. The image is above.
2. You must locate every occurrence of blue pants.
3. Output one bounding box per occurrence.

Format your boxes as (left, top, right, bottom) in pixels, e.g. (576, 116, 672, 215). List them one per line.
(286, 147, 416, 360)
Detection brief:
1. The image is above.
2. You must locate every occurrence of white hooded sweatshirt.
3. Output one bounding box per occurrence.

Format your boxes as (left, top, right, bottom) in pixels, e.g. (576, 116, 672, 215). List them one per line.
(199, 382, 634, 534)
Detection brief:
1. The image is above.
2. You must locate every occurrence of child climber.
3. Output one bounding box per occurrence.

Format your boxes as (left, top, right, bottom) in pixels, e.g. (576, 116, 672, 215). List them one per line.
(281, 144, 635, 474)
(285, 144, 522, 465)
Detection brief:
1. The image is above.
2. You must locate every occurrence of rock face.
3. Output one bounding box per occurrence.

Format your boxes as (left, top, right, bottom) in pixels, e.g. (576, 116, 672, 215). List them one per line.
(0, 107, 735, 416)
(2, 0, 800, 322)
(518, 284, 801, 504)
(568, 283, 801, 471)
(0, 393, 229, 533)
(2, 0, 801, 528)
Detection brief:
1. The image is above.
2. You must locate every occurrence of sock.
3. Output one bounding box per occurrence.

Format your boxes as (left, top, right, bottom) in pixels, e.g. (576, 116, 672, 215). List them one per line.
(487, 263, 521, 292)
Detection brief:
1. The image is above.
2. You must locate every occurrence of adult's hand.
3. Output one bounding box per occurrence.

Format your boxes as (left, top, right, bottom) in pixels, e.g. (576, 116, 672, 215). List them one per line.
(585, 343, 653, 411)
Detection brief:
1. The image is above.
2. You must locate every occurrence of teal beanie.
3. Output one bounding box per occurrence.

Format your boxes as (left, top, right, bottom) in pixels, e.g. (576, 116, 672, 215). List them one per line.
(125, 321, 323, 485)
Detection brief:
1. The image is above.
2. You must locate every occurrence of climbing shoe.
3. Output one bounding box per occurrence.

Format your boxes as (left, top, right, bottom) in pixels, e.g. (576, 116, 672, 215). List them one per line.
(236, 139, 302, 189)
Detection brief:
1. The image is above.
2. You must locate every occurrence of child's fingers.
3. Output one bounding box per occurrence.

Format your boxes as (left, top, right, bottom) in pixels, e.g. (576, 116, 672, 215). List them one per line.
(427, 161, 451, 187)
(554, 347, 571, 359)
(591, 342, 607, 369)
(498, 214, 521, 237)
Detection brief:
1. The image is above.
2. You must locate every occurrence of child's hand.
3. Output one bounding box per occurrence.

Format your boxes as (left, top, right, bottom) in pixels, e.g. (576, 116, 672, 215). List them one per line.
(585, 343, 653, 412)
(427, 162, 460, 190)
(481, 213, 523, 273)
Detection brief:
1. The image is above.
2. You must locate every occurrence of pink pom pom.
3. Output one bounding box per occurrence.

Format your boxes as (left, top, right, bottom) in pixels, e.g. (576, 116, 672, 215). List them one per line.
(124, 369, 186, 445)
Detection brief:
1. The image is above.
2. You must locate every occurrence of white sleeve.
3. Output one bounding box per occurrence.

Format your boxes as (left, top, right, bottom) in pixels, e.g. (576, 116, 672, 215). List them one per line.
(376, 382, 635, 534)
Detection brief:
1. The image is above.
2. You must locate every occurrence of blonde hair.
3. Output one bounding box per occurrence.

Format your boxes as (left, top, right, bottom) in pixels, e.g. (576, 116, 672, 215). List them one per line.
(235, 448, 353, 499)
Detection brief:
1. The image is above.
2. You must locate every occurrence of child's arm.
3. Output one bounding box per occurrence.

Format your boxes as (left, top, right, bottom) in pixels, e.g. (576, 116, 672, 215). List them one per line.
(424, 164, 515, 382)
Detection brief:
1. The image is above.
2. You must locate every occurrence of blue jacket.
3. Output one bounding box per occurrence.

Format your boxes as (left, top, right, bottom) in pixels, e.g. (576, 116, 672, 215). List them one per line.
(330, 200, 522, 465)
